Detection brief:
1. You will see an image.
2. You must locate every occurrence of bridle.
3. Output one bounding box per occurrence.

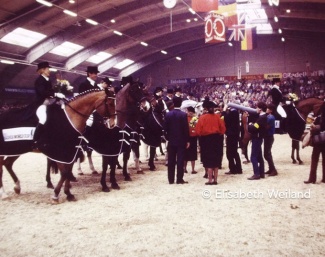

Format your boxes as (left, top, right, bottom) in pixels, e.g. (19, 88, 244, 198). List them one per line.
(65, 91, 117, 121)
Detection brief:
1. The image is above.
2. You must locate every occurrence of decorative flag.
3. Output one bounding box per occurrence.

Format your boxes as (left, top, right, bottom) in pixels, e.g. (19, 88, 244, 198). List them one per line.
(205, 12, 226, 43)
(216, 3, 237, 27)
(228, 12, 246, 41)
(192, 0, 219, 12)
(241, 27, 257, 50)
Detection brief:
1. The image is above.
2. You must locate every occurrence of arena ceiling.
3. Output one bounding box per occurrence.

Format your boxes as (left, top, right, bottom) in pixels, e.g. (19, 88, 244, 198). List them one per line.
(0, 0, 325, 89)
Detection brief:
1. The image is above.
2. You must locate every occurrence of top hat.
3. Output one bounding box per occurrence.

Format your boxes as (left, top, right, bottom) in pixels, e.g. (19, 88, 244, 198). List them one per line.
(272, 78, 281, 84)
(103, 77, 112, 86)
(167, 88, 174, 94)
(172, 96, 183, 107)
(121, 76, 133, 86)
(187, 106, 195, 113)
(203, 101, 217, 109)
(154, 87, 163, 94)
(37, 61, 51, 71)
(174, 87, 182, 93)
(86, 66, 100, 74)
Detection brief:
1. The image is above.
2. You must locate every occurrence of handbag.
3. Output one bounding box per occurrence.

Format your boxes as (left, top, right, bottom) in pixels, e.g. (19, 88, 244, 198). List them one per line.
(312, 131, 325, 145)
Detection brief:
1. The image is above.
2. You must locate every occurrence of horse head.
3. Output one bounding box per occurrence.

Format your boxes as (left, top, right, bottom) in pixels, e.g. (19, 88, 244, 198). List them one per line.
(65, 89, 116, 132)
(115, 81, 145, 128)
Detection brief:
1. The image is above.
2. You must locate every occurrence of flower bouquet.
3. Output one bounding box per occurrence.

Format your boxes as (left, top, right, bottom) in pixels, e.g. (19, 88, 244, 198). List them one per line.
(54, 79, 74, 97)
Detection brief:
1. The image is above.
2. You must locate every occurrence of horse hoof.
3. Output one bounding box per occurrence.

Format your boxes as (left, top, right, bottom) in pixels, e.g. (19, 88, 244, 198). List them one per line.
(292, 160, 297, 164)
(92, 170, 99, 175)
(102, 187, 110, 192)
(1, 193, 9, 200)
(298, 161, 303, 165)
(67, 194, 77, 201)
(111, 183, 120, 190)
(14, 187, 21, 195)
(124, 175, 132, 181)
(137, 170, 145, 174)
(47, 183, 54, 189)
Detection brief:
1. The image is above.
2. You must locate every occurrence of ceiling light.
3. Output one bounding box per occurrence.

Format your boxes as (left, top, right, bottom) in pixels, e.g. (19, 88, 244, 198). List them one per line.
(86, 19, 98, 25)
(186, 19, 191, 23)
(113, 30, 122, 36)
(176, 57, 181, 61)
(228, 42, 233, 46)
(114, 59, 134, 69)
(87, 51, 112, 64)
(189, 8, 196, 15)
(63, 9, 77, 17)
(278, 28, 282, 34)
(111, 19, 116, 23)
(281, 37, 285, 42)
(0, 27, 47, 48)
(194, 18, 198, 21)
(36, 0, 53, 7)
(1, 60, 15, 65)
(286, 9, 291, 13)
(140, 42, 148, 47)
(69, 0, 75, 3)
(49, 41, 83, 57)
(161, 50, 167, 55)
(49, 68, 57, 72)
(274, 16, 278, 22)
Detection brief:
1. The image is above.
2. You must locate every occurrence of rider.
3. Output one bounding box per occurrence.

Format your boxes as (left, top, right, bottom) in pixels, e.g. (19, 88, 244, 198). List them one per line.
(267, 78, 286, 133)
(33, 62, 65, 147)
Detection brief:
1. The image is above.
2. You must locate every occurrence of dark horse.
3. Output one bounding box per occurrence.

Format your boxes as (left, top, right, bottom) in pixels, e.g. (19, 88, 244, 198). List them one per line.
(82, 81, 146, 192)
(0, 89, 116, 202)
(282, 97, 324, 164)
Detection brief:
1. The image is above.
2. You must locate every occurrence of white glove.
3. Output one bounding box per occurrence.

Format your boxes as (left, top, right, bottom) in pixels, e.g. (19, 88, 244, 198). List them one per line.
(55, 92, 65, 99)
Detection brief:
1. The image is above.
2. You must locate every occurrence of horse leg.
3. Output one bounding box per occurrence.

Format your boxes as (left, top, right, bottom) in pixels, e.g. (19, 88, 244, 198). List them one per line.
(291, 140, 297, 163)
(296, 142, 303, 164)
(133, 145, 143, 174)
(87, 150, 98, 175)
(0, 157, 9, 199)
(46, 158, 55, 189)
(148, 146, 156, 171)
(53, 163, 76, 203)
(100, 156, 110, 192)
(123, 151, 132, 181)
(3, 156, 21, 194)
(109, 156, 120, 190)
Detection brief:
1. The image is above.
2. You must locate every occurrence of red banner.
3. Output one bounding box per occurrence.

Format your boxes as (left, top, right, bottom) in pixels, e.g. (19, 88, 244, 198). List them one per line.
(192, 0, 218, 12)
(205, 12, 226, 43)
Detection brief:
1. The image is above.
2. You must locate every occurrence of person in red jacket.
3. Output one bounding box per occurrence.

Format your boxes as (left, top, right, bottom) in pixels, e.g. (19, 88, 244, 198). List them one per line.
(196, 101, 226, 185)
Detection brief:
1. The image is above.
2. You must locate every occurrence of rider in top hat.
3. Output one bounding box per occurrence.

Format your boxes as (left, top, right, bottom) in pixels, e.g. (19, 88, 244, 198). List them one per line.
(78, 66, 101, 93)
(267, 78, 286, 133)
(33, 62, 65, 147)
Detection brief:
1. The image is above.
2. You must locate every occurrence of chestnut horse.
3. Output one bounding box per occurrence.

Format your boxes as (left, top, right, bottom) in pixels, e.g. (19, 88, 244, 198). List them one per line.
(0, 89, 116, 202)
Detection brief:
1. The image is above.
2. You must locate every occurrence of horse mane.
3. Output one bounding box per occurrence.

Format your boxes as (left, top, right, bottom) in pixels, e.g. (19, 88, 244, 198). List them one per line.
(66, 89, 104, 103)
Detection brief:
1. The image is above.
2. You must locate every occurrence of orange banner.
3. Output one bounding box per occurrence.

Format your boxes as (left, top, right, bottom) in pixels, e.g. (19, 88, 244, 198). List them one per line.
(192, 0, 219, 12)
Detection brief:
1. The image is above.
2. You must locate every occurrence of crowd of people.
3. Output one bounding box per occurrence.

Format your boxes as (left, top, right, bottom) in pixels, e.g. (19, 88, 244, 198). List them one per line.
(1, 63, 325, 186)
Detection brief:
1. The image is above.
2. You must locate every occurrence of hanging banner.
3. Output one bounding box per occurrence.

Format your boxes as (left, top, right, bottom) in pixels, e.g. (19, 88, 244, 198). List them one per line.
(241, 27, 257, 50)
(237, 66, 242, 79)
(192, 0, 219, 12)
(205, 12, 226, 43)
(246, 61, 249, 73)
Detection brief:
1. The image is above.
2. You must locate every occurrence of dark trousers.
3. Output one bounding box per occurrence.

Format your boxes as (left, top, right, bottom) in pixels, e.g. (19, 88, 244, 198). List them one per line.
(226, 136, 242, 173)
(167, 144, 186, 183)
(263, 135, 276, 171)
(250, 138, 264, 177)
(307, 145, 325, 182)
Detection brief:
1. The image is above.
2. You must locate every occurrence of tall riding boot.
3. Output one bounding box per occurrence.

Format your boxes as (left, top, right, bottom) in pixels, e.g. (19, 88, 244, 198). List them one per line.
(33, 124, 45, 149)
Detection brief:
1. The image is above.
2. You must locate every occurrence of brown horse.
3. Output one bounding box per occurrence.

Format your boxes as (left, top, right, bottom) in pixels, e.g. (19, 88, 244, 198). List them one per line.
(0, 89, 116, 202)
